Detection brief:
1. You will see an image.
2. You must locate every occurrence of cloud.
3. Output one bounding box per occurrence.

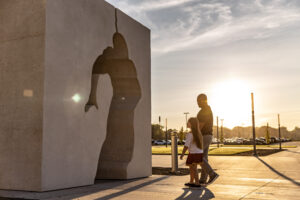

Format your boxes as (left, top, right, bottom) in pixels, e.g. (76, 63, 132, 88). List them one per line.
(107, 0, 195, 12)
(106, 0, 300, 55)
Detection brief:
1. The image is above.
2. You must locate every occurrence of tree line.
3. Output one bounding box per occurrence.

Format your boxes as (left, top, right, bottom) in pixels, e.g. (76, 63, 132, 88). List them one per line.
(152, 124, 300, 141)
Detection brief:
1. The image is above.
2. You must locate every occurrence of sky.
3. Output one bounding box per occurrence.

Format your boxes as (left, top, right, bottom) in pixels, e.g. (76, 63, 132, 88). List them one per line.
(106, 0, 300, 131)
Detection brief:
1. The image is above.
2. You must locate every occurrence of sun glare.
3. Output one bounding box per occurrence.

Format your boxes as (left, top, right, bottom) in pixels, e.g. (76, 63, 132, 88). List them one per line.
(210, 79, 252, 128)
(72, 93, 81, 103)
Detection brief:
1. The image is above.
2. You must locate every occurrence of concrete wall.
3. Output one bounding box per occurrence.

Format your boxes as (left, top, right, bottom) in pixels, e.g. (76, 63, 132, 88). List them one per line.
(0, 0, 45, 191)
(116, 10, 152, 179)
(0, 0, 151, 192)
(42, 0, 115, 190)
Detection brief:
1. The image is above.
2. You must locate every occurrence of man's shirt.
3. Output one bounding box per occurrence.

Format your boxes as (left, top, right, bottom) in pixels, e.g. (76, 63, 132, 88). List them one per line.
(197, 105, 213, 136)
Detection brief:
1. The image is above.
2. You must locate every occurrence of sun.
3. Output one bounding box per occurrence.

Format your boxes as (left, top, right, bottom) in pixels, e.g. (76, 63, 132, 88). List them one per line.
(209, 79, 252, 128)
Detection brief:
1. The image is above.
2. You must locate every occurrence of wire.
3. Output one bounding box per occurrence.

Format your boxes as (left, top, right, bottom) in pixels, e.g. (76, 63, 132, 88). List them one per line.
(115, 8, 118, 33)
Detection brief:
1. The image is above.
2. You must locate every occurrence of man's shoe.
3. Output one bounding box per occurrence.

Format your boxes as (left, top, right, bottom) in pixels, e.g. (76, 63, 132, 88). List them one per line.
(199, 180, 206, 186)
(206, 173, 219, 186)
(190, 184, 201, 188)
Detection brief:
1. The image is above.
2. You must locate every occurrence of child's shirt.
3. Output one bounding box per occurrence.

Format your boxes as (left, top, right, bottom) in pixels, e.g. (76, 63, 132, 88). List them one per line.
(184, 132, 203, 154)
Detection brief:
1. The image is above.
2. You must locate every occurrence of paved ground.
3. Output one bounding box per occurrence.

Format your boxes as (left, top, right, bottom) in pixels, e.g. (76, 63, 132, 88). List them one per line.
(0, 142, 299, 200)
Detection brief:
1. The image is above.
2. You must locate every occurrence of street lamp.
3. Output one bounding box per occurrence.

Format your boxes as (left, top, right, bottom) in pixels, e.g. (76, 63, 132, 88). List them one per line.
(251, 93, 257, 156)
(216, 116, 219, 148)
(220, 119, 224, 144)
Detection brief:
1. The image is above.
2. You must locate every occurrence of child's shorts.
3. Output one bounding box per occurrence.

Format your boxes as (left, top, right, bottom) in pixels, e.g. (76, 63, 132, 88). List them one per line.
(186, 153, 203, 166)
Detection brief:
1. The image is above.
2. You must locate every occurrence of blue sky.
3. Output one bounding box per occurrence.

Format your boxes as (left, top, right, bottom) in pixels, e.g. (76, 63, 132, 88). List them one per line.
(106, 0, 300, 130)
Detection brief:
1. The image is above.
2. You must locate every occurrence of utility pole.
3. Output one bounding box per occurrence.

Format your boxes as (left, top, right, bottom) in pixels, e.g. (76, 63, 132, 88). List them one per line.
(184, 112, 190, 131)
(217, 116, 219, 148)
(220, 119, 224, 144)
(251, 93, 257, 156)
(278, 114, 282, 150)
(159, 116, 161, 127)
(165, 118, 168, 148)
(159, 115, 161, 135)
(266, 123, 270, 144)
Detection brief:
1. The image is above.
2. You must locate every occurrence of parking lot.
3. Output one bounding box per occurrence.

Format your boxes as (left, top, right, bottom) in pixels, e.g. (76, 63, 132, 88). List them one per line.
(152, 137, 292, 146)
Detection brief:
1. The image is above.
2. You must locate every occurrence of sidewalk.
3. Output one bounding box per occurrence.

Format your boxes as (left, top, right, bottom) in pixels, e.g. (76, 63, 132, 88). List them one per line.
(1, 142, 299, 200)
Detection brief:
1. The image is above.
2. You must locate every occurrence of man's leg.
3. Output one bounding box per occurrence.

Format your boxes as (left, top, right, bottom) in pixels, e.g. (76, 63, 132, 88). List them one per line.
(200, 135, 215, 183)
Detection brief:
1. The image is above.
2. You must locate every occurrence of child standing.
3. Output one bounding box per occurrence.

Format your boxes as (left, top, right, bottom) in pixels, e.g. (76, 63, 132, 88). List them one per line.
(180, 117, 204, 187)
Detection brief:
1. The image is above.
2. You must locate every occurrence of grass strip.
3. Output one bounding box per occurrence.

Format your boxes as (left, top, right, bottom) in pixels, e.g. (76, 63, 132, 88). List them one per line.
(152, 146, 251, 155)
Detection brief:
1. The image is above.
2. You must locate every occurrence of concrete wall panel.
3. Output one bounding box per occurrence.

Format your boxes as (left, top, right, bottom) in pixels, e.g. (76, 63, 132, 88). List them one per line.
(0, 0, 45, 191)
(116, 10, 152, 179)
(42, 0, 115, 190)
(0, 0, 151, 191)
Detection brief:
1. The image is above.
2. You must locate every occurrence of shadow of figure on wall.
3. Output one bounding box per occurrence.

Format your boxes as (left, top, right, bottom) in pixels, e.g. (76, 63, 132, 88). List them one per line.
(85, 9, 142, 179)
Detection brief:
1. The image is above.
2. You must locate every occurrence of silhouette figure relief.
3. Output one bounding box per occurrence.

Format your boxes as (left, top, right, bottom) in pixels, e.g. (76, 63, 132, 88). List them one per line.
(85, 9, 142, 179)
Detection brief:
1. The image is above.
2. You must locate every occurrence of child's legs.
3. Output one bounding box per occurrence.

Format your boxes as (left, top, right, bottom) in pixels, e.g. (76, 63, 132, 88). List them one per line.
(193, 164, 199, 184)
(189, 165, 195, 183)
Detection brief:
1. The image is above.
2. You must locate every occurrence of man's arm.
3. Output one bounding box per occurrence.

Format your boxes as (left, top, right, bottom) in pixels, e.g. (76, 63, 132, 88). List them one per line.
(197, 110, 207, 133)
(198, 122, 205, 131)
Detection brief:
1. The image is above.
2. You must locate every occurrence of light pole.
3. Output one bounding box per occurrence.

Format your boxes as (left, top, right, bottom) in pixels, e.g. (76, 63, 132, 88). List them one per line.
(159, 115, 161, 135)
(184, 112, 190, 131)
(165, 118, 168, 148)
(220, 119, 224, 144)
(216, 116, 219, 148)
(159, 116, 161, 127)
(278, 114, 282, 150)
(251, 93, 257, 156)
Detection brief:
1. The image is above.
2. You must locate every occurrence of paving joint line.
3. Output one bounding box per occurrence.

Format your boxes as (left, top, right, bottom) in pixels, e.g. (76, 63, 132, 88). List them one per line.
(238, 175, 279, 200)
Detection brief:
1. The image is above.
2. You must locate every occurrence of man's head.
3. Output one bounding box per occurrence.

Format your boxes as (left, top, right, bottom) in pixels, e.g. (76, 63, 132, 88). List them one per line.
(197, 93, 208, 108)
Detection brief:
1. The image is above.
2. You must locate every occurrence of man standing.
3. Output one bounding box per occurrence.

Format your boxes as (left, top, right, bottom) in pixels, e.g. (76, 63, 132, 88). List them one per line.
(197, 94, 219, 185)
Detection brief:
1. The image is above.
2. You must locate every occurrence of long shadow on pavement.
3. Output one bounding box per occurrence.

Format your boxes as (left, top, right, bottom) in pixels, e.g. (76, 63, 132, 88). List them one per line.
(285, 149, 300, 154)
(256, 156, 300, 187)
(95, 176, 169, 200)
(0, 177, 169, 200)
(175, 187, 215, 200)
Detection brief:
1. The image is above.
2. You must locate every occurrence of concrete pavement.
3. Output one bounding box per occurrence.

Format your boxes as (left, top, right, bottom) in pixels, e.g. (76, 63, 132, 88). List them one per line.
(0, 142, 299, 199)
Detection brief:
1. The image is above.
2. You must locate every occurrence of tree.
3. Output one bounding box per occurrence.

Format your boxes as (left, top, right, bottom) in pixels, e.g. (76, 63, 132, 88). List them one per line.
(178, 127, 185, 143)
(151, 124, 164, 140)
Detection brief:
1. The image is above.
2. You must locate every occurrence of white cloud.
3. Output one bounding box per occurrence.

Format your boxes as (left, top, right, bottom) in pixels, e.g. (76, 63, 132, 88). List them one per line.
(151, 1, 300, 54)
(106, 0, 300, 54)
(107, 0, 195, 12)
(106, 0, 300, 55)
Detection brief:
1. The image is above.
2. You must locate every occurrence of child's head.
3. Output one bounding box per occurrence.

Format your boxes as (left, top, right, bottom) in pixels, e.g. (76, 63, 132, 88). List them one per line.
(187, 117, 202, 149)
(187, 117, 198, 131)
